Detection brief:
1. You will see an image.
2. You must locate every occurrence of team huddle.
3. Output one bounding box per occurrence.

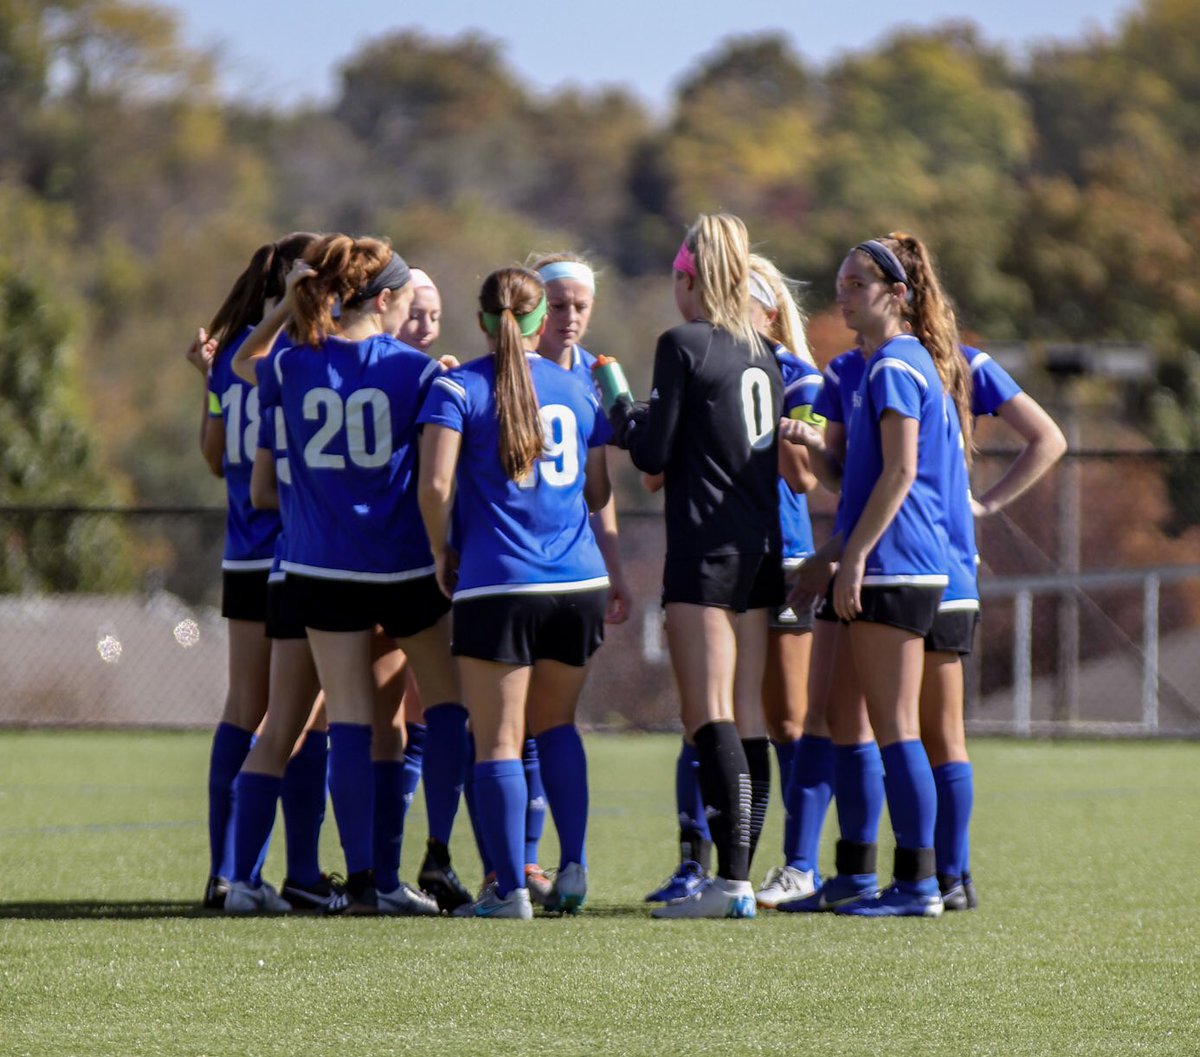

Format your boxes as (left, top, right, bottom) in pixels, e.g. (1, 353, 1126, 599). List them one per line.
(189, 212, 1065, 920)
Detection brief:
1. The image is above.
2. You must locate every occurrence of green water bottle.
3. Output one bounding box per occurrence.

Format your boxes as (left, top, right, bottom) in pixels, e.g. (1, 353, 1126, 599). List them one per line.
(591, 355, 633, 414)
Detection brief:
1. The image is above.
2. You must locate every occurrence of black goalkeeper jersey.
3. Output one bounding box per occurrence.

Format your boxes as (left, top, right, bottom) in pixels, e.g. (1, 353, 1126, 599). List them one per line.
(627, 320, 784, 558)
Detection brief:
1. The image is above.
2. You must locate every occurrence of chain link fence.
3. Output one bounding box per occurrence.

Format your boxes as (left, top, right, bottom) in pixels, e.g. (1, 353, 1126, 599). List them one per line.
(2, 451, 1199, 735)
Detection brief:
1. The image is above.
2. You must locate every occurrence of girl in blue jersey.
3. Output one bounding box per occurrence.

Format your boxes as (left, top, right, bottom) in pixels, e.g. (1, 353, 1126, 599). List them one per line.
(183, 232, 333, 910)
(609, 214, 784, 920)
(781, 237, 972, 917)
(231, 234, 461, 914)
(419, 266, 612, 920)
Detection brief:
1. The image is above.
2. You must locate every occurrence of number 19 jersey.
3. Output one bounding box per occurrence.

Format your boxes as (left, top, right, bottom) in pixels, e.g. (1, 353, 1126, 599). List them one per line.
(275, 333, 440, 581)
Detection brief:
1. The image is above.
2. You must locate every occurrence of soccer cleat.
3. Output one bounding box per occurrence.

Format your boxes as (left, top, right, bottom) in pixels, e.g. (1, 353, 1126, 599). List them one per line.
(836, 878, 944, 918)
(417, 840, 473, 913)
(525, 864, 555, 908)
(650, 876, 756, 919)
(281, 873, 348, 913)
(202, 875, 229, 910)
(776, 873, 878, 913)
(755, 865, 816, 909)
(378, 882, 441, 917)
(339, 869, 380, 915)
(962, 872, 979, 910)
(644, 860, 707, 903)
(938, 872, 971, 912)
(467, 883, 534, 920)
(545, 862, 588, 915)
(224, 880, 292, 914)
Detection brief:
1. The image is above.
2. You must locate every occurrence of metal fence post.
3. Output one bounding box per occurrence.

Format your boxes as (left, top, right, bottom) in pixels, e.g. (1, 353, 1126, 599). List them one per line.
(1142, 573, 1160, 734)
(1014, 589, 1033, 737)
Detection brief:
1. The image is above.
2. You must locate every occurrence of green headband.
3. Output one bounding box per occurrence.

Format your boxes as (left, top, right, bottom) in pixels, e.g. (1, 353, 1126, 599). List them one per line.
(481, 295, 548, 338)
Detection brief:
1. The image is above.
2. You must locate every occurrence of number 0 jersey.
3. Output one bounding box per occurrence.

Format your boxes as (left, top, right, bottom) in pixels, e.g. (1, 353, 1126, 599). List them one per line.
(274, 333, 440, 581)
(418, 353, 609, 600)
(208, 328, 284, 570)
(627, 321, 784, 558)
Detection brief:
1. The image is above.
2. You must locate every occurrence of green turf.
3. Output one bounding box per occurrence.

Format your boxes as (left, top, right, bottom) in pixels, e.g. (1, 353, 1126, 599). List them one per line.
(0, 732, 1196, 1056)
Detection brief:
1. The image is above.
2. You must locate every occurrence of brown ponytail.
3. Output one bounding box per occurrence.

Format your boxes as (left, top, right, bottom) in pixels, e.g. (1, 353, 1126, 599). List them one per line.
(880, 232, 974, 464)
(207, 231, 319, 357)
(288, 234, 394, 347)
(480, 267, 545, 481)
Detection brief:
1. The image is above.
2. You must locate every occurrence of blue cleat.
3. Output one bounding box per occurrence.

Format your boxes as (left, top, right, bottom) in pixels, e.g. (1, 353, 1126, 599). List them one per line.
(777, 873, 878, 913)
(836, 878, 943, 918)
(644, 860, 707, 903)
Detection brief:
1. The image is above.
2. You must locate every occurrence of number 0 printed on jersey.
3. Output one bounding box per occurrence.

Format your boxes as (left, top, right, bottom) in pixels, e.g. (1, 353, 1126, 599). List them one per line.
(518, 403, 580, 489)
(302, 387, 394, 470)
(741, 367, 775, 450)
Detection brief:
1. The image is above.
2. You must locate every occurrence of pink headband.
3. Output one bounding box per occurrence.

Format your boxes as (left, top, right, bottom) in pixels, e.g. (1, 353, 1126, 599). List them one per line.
(672, 240, 697, 277)
(408, 268, 437, 292)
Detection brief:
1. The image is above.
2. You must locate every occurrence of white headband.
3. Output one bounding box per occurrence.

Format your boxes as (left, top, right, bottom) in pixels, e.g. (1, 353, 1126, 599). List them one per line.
(749, 271, 777, 310)
(408, 268, 437, 292)
(537, 261, 595, 291)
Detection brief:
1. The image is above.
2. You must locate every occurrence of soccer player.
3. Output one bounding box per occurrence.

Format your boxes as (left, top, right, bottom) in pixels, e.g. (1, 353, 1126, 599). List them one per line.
(419, 266, 612, 920)
(184, 232, 330, 910)
(230, 235, 461, 914)
(610, 214, 784, 919)
(780, 236, 971, 917)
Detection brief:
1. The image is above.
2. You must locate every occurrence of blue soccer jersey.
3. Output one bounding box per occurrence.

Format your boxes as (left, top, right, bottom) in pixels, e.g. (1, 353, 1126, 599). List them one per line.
(274, 333, 440, 580)
(418, 353, 610, 600)
(777, 347, 823, 563)
(937, 346, 1027, 609)
(208, 328, 283, 570)
(812, 349, 867, 542)
(568, 344, 614, 446)
(841, 334, 950, 586)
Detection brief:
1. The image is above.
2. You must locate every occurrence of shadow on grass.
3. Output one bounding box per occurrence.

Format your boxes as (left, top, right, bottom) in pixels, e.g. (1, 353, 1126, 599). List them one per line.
(0, 901, 211, 920)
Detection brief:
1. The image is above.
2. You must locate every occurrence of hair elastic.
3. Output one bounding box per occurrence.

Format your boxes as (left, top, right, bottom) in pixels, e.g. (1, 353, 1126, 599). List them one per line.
(749, 271, 777, 310)
(481, 295, 549, 338)
(537, 261, 595, 291)
(672, 240, 697, 277)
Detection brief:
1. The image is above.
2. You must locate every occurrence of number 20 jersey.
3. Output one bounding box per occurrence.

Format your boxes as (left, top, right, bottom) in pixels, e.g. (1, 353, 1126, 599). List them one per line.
(417, 353, 609, 600)
(274, 333, 440, 581)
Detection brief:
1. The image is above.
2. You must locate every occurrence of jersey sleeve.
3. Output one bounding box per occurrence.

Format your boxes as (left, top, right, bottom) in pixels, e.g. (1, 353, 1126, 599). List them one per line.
(627, 331, 687, 474)
(585, 388, 613, 447)
(968, 349, 1023, 417)
(783, 366, 826, 426)
(812, 362, 842, 423)
(867, 354, 926, 421)
(418, 371, 470, 433)
(207, 373, 221, 417)
(255, 356, 278, 451)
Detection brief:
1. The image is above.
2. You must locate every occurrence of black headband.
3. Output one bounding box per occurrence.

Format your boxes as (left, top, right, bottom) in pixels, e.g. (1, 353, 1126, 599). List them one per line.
(345, 252, 411, 307)
(854, 240, 908, 286)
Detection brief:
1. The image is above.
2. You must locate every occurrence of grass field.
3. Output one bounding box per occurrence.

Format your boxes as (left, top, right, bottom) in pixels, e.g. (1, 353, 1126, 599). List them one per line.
(0, 731, 1197, 1056)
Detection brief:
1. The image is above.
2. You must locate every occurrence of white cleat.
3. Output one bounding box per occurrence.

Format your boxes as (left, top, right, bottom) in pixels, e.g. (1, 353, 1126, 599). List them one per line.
(378, 882, 440, 917)
(547, 862, 588, 914)
(651, 876, 757, 919)
(756, 865, 816, 909)
(463, 882, 534, 920)
(224, 880, 292, 914)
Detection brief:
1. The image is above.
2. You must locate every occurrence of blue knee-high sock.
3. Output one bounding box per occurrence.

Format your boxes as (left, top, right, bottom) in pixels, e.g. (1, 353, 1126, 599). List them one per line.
(676, 739, 711, 857)
(280, 731, 328, 888)
(327, 723, 374, 876)
(403, 722, 427, 808)
(463, 732, 493, 876)
(208, 723, 253, 877)
(785, 735, 834, 872)
(880, 740, 937, 854)
(933, 761, 974, 879)
(422, 704, 468, 845)
(472, 758, 526, 897)
(523, 737, 547, 865)
(833, 741, 884, 849)
(534, 725, 588, 869)
(774, 738, 799, 862)
(373, 760, 405, 893)
(230, 771, 281, 885)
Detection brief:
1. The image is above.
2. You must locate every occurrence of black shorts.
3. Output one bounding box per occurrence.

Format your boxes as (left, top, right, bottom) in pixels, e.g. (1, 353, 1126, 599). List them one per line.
(925, 608, 980, 656)
(452, 588, 607, 667)
(288, 573, 450, 638)
(265, 575, 307, 641)
(814, 581, 838, 623)
(662, 553, 784, 613)
(222, 568, 270, 623)
(818, 578, 944, 636)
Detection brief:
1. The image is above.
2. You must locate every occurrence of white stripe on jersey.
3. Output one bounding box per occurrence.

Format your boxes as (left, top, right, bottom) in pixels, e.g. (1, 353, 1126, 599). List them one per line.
(969, 352, 993, 374)
(868, 356, 929, 390)
(938, 597, 981, 613)
(280, 560, 436, 583)
(432, 375, 467, 400)
(452, 575, 610, 602)
(222, 558, 275, 571)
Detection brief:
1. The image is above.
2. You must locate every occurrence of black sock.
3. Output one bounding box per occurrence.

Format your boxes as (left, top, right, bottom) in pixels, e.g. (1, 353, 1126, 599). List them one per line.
(742, 737, 771, 868)
(693, 721, 751, 882)
(679, 830, 712, 873)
